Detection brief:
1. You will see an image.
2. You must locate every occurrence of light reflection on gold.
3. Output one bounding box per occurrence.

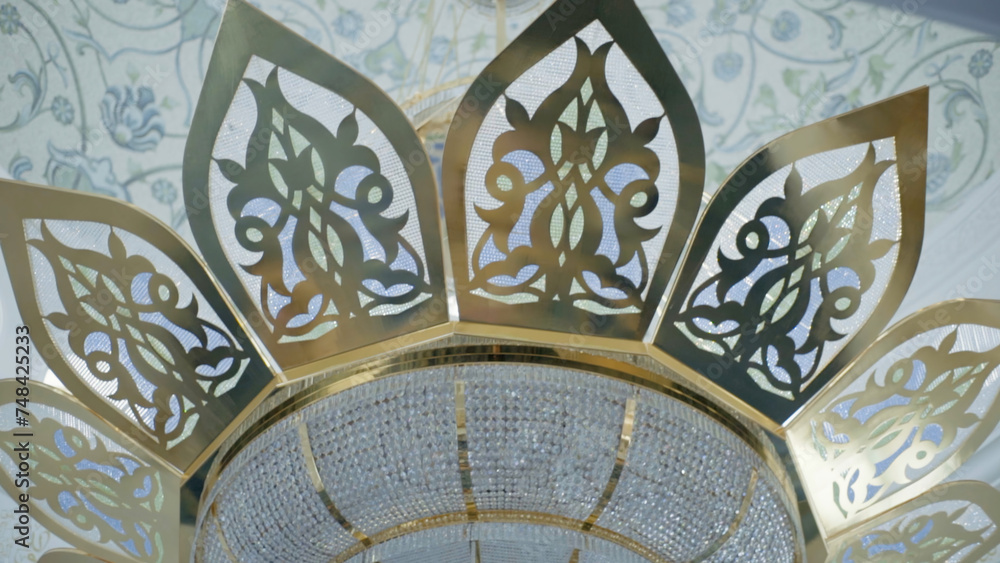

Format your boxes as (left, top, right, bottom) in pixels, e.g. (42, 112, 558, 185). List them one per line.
(788, 299, 1000, 538)
(583, 394, 638, 531)
(455, 379, 480, 520)
(298, 424, 372, 546)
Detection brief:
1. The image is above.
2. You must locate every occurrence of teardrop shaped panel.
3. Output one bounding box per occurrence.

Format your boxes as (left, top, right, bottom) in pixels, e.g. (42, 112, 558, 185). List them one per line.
(787, 300, 1000, 537)
(0, 181, 275, 473)
(442, 0, 704, 342)
(0, 381, 181, 562)
(657, 88, 928, 424)
(825, 481, 1000, 563)
(184, 0, 448, 377)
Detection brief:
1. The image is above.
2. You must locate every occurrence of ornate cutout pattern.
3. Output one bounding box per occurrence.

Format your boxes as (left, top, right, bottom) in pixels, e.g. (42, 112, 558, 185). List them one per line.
(443, 0, 703, 339)
(185, 0, 447, 373)
(788, 300, 1000, 537)
(28, 222, 248, 447)
(674, 143, 899, 400)
(0, 182, 275, 473)
(467, 35, 666, 315)
(215, 66, 431, 343)
(0, 382, 179, 563)
(827, 482, 1000, 563)
(657, 89, 926, 424)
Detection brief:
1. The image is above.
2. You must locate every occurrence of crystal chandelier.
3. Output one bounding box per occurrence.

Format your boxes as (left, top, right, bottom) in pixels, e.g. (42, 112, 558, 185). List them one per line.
(2, 0, 1000, 561)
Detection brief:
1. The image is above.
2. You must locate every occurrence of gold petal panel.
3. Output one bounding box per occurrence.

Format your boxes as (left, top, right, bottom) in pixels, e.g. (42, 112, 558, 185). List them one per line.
(824, 481, 1000, 563)
(2, 0, 999, 561)
(441, 0, 704, 342)
(657, 88, 928, 425)
(0, 181, 276, 474)
(183, 0, 449, 377)
(0, 381, 181, 562)
(787, 299, 1000, 538)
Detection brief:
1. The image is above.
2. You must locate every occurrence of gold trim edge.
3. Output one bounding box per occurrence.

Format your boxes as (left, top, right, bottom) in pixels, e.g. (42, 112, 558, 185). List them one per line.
(582, 394, 638, 531)
(455, 379, 480, 520)
(207, 346, 779, 495)
(298, 424, 373, 546)
(690, 468, 760, 563)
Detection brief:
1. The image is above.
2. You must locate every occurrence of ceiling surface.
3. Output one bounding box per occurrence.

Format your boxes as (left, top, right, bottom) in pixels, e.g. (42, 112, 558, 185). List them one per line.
(0, 0, 998, 560)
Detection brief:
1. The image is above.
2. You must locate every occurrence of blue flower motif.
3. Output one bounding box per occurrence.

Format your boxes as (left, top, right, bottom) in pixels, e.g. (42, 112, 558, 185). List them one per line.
(333, 10, 364, 42)
(771, 11, 800, 42)
(969, 49, 993, 78)
(45, 143, 128, 200)
(925, 152, 952, 196)
(713, 52, 743, 82)
(0, 3, 20, 35)
(429, 36, 452, 65)
(151, 179, 177, 205)
(51, 96, 74, 125)
(665, 0, 695, 27)
(100, 86, 165, 152)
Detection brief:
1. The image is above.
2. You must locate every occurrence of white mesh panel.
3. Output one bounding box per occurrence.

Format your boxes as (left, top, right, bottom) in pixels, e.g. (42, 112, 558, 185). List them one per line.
(23, 219, 249, 436)
(208, 55, 429, 332)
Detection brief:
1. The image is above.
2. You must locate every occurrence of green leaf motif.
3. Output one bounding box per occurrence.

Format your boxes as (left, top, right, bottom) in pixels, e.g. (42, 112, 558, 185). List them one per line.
(782, 69, 807, 96)
(868, 54, 894, 95)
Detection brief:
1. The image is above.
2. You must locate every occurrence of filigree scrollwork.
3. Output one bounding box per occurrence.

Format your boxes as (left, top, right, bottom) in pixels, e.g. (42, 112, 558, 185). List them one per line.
(443, 0, 703, 339)
(657, 88, 927, 424)
(30, 223, 248, 447)
(0, 182, 275, 473)
(675, 145, 896, 399)
(788, 300, 1000, 537)
(826, 481, 1000, 563)
(468, 37, 663, 315)
(216, 67, 431, 342)
(0, 382, 180, 563)
(185, 0, 447, 374)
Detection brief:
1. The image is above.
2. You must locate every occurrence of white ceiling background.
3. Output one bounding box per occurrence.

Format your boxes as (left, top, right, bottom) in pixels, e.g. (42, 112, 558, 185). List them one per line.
(0, 0, 998, 559)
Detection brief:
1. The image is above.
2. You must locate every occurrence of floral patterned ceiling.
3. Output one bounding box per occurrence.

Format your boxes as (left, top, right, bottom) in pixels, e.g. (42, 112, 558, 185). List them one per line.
(0, 0, 999, 559)
(0, 0, 997, 235)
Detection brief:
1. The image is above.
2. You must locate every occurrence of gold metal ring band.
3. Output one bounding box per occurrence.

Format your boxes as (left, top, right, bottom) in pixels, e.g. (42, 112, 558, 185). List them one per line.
(209, 345, 771, 489)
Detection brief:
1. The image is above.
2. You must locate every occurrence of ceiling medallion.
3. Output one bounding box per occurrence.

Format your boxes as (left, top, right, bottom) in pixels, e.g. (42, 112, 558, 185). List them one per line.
(1, 0, 998, 561)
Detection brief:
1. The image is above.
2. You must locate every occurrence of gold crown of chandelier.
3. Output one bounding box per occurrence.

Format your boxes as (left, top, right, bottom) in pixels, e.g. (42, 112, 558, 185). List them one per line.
(2, 0, 1000, 562)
